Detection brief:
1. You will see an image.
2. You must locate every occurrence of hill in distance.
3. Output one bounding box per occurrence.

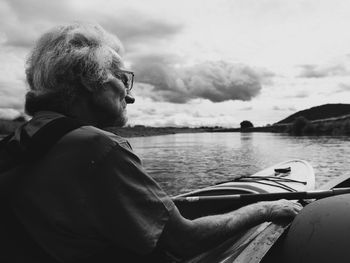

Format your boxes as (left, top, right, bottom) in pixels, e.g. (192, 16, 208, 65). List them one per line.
(276, 103, 350, 124)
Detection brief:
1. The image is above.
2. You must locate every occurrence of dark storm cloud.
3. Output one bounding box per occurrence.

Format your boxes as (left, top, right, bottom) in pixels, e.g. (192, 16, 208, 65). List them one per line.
(298, 64, 349, 78)
(100, 13, 183, 49)
(1, 0, 75, 48)
(4, 0, 72, 20)
(1, 0, 183, 49)
(131, 54, 274, 103)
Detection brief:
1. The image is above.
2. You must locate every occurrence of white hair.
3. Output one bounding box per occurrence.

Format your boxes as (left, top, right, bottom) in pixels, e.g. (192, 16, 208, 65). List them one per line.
(25, 22, 124, 115)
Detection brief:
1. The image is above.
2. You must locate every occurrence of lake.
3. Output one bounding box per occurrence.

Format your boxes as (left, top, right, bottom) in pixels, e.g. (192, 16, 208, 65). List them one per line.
(128, 132, 350, 196)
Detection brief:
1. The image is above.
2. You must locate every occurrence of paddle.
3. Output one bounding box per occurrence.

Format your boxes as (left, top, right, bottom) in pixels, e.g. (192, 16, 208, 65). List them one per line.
(172, 187, 350, 204)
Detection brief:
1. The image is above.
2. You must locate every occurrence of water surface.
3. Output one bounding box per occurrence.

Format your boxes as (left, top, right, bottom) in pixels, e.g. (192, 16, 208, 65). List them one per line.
(129, 132, 350, 196)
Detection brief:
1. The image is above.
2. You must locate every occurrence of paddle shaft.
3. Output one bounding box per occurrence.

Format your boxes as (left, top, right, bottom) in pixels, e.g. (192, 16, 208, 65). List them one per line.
(172, 187, 350, 203)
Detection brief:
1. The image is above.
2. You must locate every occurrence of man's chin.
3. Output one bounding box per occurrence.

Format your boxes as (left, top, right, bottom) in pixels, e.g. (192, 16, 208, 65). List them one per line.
(116, 117, 128, 127)
(108, 115, 128, 128)
(95, 114, 127, 129)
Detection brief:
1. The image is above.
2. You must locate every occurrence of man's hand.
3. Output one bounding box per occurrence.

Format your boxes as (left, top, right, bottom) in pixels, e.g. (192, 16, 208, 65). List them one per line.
(261, 199, 303, 221)
(159, 199, 304, 258)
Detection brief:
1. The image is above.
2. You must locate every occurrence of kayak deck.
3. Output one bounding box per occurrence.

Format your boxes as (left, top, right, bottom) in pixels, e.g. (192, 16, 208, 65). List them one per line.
(174, 159, 315, 219)
(174, 159, 316, 263)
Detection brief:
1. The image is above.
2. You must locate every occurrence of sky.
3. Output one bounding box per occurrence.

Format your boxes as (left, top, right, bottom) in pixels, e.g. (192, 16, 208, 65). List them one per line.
(1, 0, 350, 127)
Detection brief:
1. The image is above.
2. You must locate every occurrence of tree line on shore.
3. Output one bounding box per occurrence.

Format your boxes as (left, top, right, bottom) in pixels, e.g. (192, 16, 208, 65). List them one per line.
(221, 116, 350, 136)
(284, 116, 350, 136)
(1, 115, 350, 137)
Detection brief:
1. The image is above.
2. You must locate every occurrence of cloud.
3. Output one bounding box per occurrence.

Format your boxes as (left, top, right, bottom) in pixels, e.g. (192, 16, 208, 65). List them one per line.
(4, 0, 73, 20)
(0, 0, 183, 50)
(239, 106, 253, 111)
(298, 63, 350, 78)
(129, 110, 239, 127)
(100, 13, 183, 51)
(273, 106, 296, 111)
(283, 90, 309, 99)
(157, 114, 237, 128)
(0, 0, 75, 48)
(0, 80, 26, 110)
(0, 108, 21, 120)
(131, 54, 273, 103)
(294, 91, 309, 98)
(335, 83, 350, 93)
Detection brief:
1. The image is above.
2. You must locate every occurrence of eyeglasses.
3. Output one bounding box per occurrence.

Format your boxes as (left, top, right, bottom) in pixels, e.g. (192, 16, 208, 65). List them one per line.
(113, 70, 135, 91)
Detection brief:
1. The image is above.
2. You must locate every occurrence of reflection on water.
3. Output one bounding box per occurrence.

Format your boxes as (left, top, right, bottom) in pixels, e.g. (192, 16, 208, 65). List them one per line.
(128, 132, 350, 196)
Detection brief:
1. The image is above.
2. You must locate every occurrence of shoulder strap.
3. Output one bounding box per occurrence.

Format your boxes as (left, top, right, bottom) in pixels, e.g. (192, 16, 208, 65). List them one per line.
(0, 116, 83, 173)
(22, 116, 83, 160)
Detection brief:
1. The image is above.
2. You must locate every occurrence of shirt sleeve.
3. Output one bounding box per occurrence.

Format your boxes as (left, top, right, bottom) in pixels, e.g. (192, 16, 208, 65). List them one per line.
(87, 141, 176, 255)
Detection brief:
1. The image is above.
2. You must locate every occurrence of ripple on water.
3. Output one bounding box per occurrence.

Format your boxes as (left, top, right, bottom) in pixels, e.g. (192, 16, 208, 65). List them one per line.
(129, 133, 350, 196)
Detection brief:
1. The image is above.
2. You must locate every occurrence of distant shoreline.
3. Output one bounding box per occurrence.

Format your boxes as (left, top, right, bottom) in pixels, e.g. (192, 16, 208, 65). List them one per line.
(104, 126, 213, 138)
(1, 113, 350, 138)
(105, 117, 350, 137)
(104, 126, 277, 138)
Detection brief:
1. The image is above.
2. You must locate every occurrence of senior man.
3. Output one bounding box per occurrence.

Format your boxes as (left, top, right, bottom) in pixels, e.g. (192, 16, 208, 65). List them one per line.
(0, 22, 302, 262)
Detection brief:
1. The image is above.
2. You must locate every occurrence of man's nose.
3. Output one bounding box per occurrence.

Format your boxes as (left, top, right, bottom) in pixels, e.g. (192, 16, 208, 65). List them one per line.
(125, 93, 135, 104)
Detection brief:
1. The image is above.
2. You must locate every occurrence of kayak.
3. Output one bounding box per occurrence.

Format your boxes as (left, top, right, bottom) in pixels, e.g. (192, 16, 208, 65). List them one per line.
(173, 159, 350, 263)
(174, 159, 315, 220)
